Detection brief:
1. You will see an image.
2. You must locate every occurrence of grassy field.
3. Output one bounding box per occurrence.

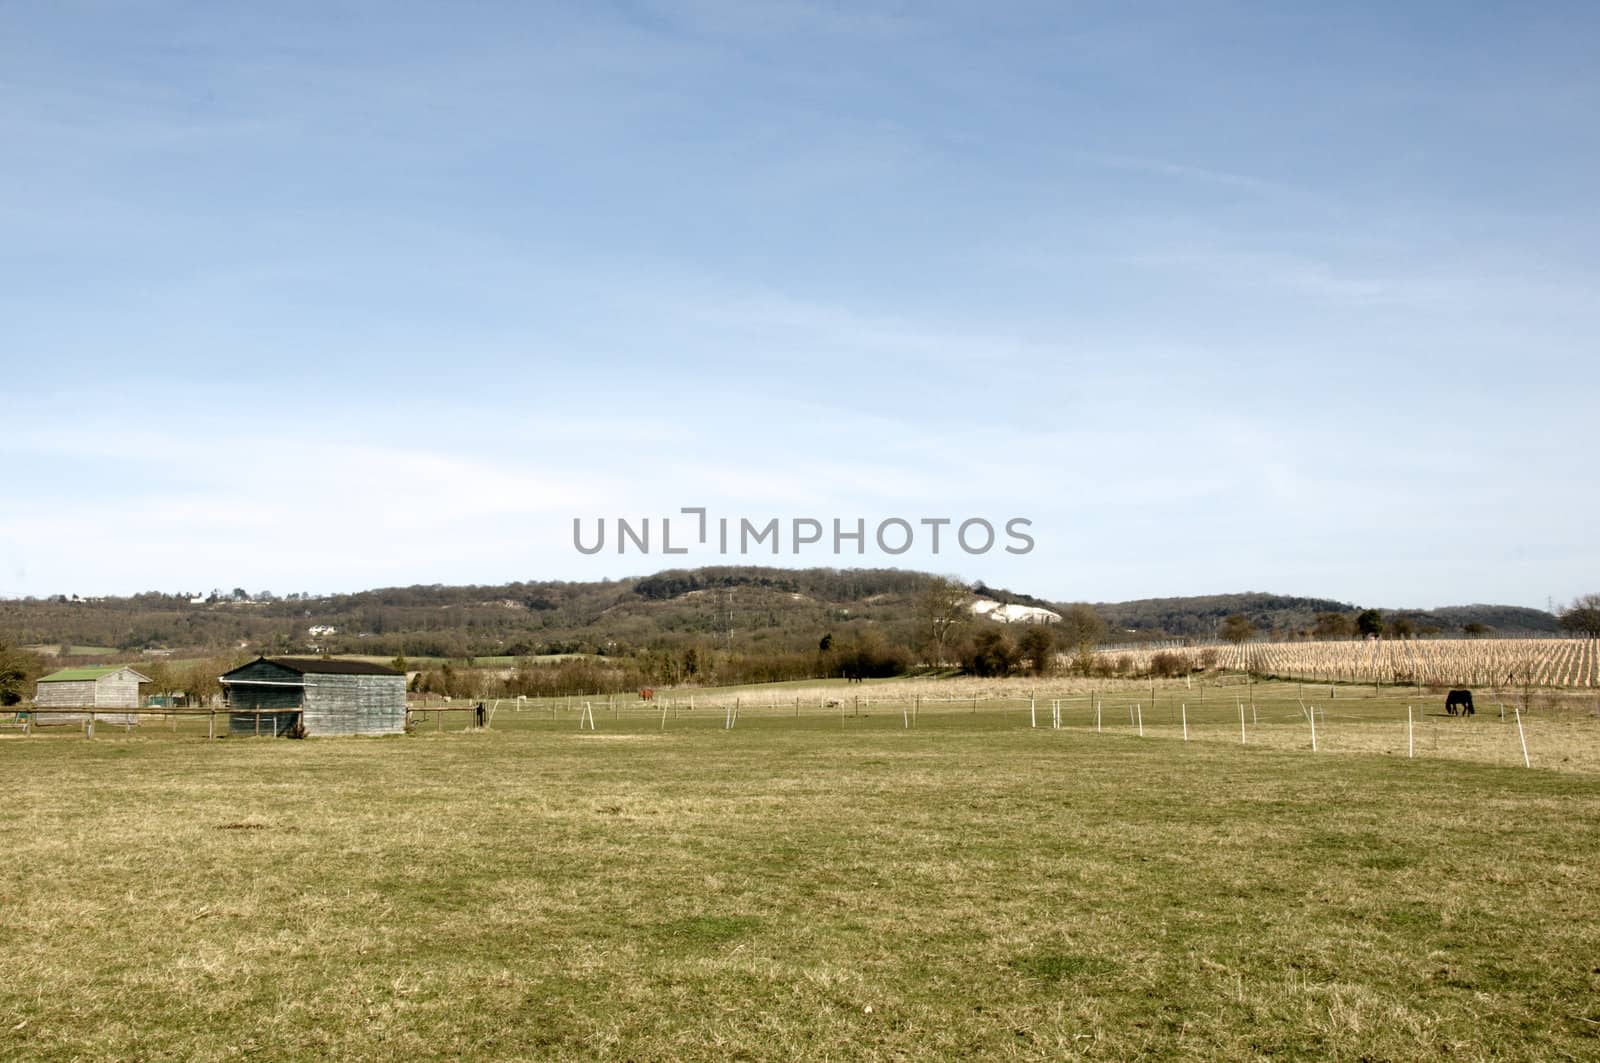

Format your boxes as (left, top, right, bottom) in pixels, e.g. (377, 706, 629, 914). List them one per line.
(401, 677, 1600, 774)
(4, 682, 1600, 1060)
(23, 644, 119, 658)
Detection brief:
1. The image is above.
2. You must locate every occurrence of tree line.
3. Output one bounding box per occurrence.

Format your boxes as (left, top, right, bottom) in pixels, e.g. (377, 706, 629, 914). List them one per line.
(4, 585, 1596, 706)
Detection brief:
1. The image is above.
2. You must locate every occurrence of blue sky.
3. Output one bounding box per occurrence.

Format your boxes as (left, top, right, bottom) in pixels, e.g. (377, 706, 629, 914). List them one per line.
(3, 1, 1596, 609)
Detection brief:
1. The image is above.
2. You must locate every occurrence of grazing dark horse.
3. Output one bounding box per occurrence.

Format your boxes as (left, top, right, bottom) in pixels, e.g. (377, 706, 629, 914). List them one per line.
(1445, 689, 1475, 717)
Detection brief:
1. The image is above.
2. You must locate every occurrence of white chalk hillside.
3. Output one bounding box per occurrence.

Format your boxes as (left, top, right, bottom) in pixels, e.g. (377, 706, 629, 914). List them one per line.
(970, 599, 1061, 625)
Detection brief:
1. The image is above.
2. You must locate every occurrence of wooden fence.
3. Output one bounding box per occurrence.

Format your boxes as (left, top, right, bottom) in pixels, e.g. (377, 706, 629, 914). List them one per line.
(3, 702, 494, 739)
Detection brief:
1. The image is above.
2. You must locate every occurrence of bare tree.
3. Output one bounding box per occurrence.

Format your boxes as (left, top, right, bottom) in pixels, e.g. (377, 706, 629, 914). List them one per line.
(919, 577, 970, 667)
(1559, 593, 1600, 639)
(1058, 604, 1106, 657)
(1051, 604, 1106, 676)
(1220, 614, 1256, 645)
(1313, 612, 1356, 639)
(143, 661, 179, 705)
(182, 659, 226, 708)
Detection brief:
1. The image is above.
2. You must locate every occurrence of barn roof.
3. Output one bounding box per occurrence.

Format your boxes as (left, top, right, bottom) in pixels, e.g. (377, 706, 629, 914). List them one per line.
(224, 656, 402, 678)
(39, 666, 151, 683)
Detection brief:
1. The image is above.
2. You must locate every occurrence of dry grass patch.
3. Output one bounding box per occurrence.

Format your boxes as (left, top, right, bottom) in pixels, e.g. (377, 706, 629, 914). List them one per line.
(3, 714, 1599, 1059)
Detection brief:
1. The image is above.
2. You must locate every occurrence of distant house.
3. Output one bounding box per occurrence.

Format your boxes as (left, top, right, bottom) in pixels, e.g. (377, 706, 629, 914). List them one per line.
(219, 657, 406, 737)
(32, 666, 151, 726)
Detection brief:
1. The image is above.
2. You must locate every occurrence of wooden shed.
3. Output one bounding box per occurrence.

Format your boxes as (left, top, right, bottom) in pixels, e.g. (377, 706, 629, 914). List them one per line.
(220, 657, 406, 737)
(32, 665, 151, 726)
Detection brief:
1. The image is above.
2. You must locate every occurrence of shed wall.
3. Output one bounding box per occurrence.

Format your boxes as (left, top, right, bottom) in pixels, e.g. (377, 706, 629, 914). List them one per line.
(93, 671, 143, 709)
(303, 674, 406, 736)
(227, 683, 305, 736)
(32, 672, 140, 725)
(33, 680, 95, 708)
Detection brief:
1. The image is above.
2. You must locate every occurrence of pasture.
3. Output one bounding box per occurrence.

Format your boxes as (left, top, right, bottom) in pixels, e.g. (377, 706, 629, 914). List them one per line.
(22, 644, 119, 658)
(4, 679, 1600, 1060)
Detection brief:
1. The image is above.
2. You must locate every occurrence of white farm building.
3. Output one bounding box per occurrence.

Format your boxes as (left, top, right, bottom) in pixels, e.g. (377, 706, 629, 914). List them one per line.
(32, 665, 151, 726)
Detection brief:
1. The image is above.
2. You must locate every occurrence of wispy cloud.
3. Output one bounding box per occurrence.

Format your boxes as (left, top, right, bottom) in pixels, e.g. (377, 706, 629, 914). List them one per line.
(1123, 247, 1447, 306)
(674, 290, 1068, 367)
(1082, 153, 1298, 198)
(3, 423, 621, 576)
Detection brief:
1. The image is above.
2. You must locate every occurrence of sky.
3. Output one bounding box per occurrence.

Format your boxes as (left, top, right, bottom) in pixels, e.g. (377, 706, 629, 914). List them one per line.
(3, 1, 1596, 609)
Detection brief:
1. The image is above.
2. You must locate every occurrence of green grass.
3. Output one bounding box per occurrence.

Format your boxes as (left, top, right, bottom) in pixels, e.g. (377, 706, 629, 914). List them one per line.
(4, 687, 1600, 1059)
(24, 644, 119, 657)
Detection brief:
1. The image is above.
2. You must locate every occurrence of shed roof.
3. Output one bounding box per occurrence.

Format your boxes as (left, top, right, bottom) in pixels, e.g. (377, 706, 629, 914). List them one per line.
(39, 666, 151, 683)
(224, 656, 402, 678)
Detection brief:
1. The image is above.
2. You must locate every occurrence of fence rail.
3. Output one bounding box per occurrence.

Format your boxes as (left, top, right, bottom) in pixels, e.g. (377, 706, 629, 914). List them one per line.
(9, 684, 1599, 773)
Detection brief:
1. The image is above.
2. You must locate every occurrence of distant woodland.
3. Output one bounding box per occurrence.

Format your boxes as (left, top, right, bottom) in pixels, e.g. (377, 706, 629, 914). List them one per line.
(0, 563, 1555, 665)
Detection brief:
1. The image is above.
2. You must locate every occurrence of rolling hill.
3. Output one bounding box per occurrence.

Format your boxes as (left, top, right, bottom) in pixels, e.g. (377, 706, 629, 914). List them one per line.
(0, 567, 1564, 661)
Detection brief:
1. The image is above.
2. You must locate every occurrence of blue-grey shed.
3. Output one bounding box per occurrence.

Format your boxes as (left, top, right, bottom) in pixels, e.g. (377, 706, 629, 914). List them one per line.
(219, 656, 406, 737)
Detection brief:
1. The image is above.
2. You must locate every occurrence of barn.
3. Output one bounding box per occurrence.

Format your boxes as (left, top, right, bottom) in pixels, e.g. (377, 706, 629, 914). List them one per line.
(32, 665, 151, 726)
(219, 657, 406, 737)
